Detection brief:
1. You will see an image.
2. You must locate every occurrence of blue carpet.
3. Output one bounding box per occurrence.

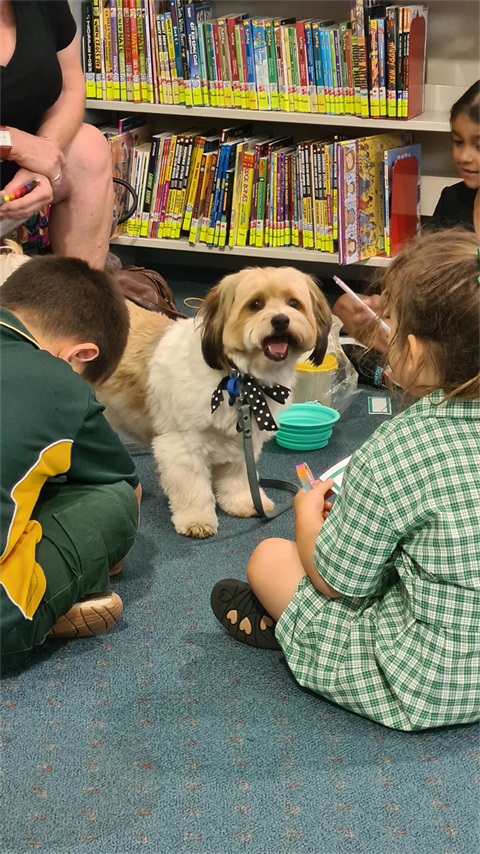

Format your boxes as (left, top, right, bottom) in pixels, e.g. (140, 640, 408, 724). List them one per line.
(1, 283, 478, 854)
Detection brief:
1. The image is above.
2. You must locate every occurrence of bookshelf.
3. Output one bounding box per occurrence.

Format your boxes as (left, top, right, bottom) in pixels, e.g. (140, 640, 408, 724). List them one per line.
(86, 85, 453, 133)
(73, 0, 479, 272)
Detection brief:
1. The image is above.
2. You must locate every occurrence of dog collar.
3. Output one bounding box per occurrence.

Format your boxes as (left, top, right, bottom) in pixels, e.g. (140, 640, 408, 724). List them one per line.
(211, 373, 291, 432)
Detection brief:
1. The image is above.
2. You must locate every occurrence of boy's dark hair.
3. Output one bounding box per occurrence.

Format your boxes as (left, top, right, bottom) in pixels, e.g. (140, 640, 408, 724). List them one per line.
(1, 256, 129, 384)
(450, 80, 480, 124)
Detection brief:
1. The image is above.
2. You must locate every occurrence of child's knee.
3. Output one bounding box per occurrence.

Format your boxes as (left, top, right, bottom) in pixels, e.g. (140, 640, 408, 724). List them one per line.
(247, 538, 285, 584)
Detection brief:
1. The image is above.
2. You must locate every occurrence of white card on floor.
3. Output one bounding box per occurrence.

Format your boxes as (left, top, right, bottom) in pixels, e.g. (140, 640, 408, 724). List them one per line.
(368, 396, 392, 415)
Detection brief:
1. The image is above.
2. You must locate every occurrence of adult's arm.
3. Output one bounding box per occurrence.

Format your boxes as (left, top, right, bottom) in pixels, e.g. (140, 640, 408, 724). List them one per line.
(36, 36, 86, 150)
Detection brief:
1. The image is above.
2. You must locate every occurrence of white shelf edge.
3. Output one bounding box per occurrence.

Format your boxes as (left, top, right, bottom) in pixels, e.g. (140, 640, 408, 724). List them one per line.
(87, 99, 451, 132)
(111, 235, 392, 267)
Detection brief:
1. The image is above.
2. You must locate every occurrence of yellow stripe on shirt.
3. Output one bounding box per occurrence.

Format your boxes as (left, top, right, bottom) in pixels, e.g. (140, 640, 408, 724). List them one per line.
(0, 440, 73, 619)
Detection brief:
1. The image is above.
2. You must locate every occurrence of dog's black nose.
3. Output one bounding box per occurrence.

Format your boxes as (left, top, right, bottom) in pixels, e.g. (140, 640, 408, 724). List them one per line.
(271, 313, 290, 333)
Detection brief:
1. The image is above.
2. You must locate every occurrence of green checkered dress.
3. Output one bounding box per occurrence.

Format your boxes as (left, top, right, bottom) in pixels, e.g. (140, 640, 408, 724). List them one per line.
(276, 392, 480, 731)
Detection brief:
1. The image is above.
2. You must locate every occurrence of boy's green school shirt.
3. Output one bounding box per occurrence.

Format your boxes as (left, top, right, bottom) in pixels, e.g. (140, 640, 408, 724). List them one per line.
(0, 308, 138, 623)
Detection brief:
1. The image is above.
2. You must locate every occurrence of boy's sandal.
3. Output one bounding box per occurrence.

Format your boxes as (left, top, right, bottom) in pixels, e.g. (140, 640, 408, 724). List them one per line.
(211, 579, 280, 650)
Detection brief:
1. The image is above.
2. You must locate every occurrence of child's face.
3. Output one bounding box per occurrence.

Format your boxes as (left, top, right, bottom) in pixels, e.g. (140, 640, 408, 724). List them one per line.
(451, 113, 480, 189)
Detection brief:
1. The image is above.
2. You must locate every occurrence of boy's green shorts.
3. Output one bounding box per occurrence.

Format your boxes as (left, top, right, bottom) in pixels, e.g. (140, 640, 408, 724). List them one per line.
(0, 479, 139, 672)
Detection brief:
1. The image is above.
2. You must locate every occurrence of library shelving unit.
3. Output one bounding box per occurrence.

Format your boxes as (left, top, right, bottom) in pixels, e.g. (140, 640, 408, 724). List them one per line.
(75, 0, 479, 274)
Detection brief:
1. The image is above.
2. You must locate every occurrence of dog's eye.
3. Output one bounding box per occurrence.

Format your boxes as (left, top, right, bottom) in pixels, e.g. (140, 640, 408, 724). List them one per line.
(287, 298, 300, 309)
(248, 299, 265, 312)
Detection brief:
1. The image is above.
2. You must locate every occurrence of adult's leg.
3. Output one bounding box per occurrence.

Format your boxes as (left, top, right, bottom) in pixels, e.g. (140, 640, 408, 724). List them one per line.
(0, 480, 138, 672)
(48, 124, 114, 269)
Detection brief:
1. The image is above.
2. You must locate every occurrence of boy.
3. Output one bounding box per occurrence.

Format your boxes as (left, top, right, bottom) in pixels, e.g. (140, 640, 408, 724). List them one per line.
(1, 256, 141, 672)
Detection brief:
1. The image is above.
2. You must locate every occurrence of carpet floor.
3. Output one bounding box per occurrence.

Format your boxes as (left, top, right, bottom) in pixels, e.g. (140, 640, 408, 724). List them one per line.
(1, 281, 478, 854)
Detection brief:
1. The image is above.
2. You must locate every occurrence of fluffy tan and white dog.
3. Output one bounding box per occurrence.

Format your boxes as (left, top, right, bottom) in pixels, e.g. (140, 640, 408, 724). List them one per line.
(96, 266, 331, 538)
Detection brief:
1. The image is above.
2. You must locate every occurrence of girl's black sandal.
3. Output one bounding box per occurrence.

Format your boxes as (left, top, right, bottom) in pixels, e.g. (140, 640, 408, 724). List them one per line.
(210, 579, 280, 650)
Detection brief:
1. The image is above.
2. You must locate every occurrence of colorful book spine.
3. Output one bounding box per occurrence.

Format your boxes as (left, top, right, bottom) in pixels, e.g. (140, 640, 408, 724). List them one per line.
(163, 12, 178, 104)
(110, 0, 120, 99)
(92, 0, 103, 98)
(275, 24, 288, 112)
(295, 22, 309, 113)
(190, 150, 215, 244)
(135, 0, 146, 101)
(243, 20, 258, 110)
(304, 21, 317, 113)
(175, 0, 188, 104)
(227, 16, 241, 108)
(218, 18, 234, 108)
(332, 28, 344, 115)
(356, 1, 369, 116)
(129, 0, 141, 102)
(204, 23, 217, 107)
(287, 26, 300, 113)
(312, 22, 326, 114)
(84, 3, 96, 98)
(237, 152, 254, 247)
(116, 0, 127, 100)
(212, 21, 224, 107)
(169, 1, 183, 104)
(402, 6, 410, 119)
(102, 1, 114, 99)
(264, 19, 279, 111)
(345, 25, 355, 115)
(369, 18, 380, 118)
(147, 0, 159, 103)
(255, 156, 268, 247)
(386, 6, 396, 117)
(319, 29, 332, 114)
(197, 19, 210, 106)
(234, 24, 245, 110)
(123, 0, 134, 100)
(184, 3, 202, 106)
(252, 19, 270, 110)
(378, 18, 387, 117)
(199, 155, 218, 243)
(397, 6, 404, 118)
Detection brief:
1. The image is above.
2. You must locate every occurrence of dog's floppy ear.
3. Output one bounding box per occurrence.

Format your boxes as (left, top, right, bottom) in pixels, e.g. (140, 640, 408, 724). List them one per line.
(197, 273, 239, 370)
(306, 276, 331, 366)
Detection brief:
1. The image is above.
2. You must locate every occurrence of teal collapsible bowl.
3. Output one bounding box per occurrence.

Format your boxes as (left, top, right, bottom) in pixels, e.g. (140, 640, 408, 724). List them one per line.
(276, 402, 340, 450)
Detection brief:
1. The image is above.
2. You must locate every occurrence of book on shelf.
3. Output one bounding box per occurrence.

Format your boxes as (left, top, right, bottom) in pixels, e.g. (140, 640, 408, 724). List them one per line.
(383, 141, 421, 255)
(82, 2, 429, 120)
(337, 130, 421, 265)
(105, 118, 422, 262)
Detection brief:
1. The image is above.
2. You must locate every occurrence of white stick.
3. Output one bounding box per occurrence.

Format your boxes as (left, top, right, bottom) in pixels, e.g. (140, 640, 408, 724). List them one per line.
(333, 275, 391, 334)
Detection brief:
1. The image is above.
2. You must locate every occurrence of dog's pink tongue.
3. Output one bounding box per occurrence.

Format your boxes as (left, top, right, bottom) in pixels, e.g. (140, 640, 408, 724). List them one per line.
(267, 341, 288, 357)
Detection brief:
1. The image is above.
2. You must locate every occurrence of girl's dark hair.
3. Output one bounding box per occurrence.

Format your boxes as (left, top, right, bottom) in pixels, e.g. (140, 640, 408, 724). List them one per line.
(381, 229, 480, 401)
(450, 80, 480, 124)
(0, 255, 129, 385)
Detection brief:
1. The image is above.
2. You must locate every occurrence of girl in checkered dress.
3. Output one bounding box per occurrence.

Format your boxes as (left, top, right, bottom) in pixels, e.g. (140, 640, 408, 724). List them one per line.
(211, 229, 480, 731)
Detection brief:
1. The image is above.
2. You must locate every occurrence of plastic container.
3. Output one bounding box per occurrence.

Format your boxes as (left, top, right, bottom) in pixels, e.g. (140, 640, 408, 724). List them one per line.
(293, 355, 339, 407)
(276, 402, 340, 451)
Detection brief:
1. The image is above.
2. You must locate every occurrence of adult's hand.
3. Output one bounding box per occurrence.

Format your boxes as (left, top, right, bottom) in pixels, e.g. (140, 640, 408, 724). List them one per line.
(333, 293, 389, 353)
(0, 168, 53, 222)
(7, 129, 65, 182)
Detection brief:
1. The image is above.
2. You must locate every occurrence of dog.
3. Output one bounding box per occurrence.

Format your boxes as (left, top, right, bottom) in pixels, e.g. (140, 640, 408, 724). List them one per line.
(96, 266, 331, 538)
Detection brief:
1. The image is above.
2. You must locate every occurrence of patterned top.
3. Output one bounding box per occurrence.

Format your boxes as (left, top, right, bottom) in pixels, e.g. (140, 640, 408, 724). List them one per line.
(276, 392, 480, 731)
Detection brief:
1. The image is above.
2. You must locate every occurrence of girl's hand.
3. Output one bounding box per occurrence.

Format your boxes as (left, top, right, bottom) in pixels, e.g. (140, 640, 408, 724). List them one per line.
(8, 129, 65, 182)
(294, 479, 335, 522)
(333, 293, 390, 353)
(0, 169, 53, 222)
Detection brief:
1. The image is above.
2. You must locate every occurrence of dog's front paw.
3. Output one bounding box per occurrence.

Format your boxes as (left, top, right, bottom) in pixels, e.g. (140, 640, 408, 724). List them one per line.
(172, 511, 218, 538)
(218, 490, 274, 518)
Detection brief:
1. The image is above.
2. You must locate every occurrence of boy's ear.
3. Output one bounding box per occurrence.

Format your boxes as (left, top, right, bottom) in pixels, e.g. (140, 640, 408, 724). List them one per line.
(59, 342, 99, 374)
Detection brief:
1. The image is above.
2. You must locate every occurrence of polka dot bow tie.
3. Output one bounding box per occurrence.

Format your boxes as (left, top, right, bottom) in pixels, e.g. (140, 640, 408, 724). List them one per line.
(211, 373, 291, 432)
